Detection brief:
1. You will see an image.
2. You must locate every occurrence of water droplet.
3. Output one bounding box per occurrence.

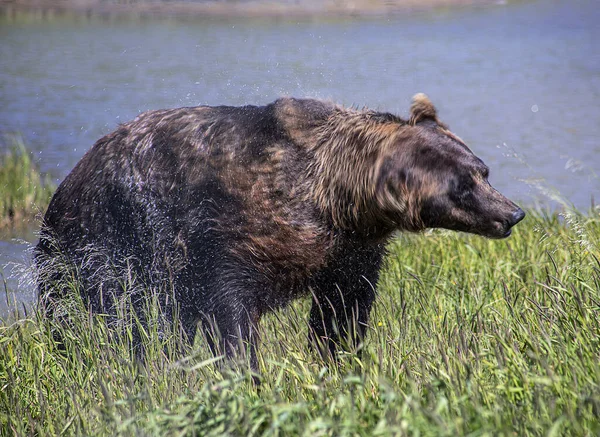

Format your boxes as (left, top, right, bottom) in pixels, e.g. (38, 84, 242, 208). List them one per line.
(531, 104, 539, 113)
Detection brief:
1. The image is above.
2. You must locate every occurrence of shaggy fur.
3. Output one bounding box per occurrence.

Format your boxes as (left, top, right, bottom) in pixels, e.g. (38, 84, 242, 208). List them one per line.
(35, 94, 524, 366)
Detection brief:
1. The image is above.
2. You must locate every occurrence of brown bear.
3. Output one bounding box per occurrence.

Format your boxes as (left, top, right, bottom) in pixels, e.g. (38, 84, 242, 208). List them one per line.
(35, 94, 525, 367)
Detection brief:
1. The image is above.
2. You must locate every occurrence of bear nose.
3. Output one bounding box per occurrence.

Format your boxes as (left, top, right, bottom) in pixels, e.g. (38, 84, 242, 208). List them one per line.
(509, 208, 526, 227)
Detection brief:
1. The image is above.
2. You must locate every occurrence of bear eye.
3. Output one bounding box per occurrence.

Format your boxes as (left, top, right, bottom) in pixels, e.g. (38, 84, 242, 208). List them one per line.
(450, 176, 474, 200)
(481, 167, 490, 178)
(460, 179, 474, 193)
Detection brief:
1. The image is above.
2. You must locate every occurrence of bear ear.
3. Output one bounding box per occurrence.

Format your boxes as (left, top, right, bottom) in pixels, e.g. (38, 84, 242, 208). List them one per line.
(409, 93, 438, 126)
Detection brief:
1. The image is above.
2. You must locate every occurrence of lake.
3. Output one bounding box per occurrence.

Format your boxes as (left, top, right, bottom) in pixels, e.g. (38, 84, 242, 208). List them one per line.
(1, 0, 599, 317)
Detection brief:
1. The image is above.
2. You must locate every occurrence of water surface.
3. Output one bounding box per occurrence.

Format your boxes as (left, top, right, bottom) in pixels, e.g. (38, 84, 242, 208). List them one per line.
(1, 0, 599, 316)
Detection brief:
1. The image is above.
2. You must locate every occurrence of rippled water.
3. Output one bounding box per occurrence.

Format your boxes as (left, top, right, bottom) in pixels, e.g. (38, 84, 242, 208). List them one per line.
(1, 0, 599, 316)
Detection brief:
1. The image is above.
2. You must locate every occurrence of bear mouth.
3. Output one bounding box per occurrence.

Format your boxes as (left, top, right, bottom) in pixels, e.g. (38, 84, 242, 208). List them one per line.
(498, 209, 526, 238)
(493, 222, 516, 239)
(480, 222, 514, 239)
(483, 228, 511, 239)
(490, 221, 521, 239)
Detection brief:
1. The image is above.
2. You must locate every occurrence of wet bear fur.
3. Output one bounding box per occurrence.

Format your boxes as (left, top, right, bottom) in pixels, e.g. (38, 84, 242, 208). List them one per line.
(35, 94, 524, 365)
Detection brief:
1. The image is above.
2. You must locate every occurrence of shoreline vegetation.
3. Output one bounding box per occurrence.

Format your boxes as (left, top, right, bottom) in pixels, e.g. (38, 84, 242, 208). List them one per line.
(2, 206, 599, 434)
(0, 137, 55, 232)
(0, 0, 503, 19)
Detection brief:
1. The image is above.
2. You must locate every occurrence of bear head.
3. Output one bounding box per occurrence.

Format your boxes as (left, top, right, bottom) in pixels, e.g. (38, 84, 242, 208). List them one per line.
(377, 94, 525, 239)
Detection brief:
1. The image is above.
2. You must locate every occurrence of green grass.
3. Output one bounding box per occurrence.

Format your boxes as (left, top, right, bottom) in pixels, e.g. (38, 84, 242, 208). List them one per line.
(1, 209, 600, 436)
(0, 136, 55, 230)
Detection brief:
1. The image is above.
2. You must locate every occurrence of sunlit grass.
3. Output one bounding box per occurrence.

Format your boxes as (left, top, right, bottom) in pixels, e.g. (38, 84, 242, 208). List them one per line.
(0, 136, 55, 230)
(1, 210, 599, 436)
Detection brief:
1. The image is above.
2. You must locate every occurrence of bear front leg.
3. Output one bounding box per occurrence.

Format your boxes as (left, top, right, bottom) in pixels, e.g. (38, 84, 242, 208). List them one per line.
(308, 244, 384, 359)
(198, 285, 261, 372)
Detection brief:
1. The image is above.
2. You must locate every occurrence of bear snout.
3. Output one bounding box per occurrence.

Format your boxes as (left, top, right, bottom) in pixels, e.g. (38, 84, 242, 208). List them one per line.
(509, 208, 526, 227)
(495, 207, 526, 238)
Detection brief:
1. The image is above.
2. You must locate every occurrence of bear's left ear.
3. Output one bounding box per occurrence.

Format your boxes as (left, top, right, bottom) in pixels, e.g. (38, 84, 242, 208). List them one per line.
(409, 93, 438, 126)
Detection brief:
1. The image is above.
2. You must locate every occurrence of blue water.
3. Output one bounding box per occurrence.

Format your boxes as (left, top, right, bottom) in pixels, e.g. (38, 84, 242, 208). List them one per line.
(1, 0, 599, 317)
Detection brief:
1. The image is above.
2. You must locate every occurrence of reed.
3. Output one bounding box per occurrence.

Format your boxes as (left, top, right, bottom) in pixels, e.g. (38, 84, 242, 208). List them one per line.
(0, 136, 55, 230)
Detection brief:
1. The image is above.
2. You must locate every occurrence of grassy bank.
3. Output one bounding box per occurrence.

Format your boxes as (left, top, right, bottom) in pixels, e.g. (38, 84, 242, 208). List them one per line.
(1, 209, 599, 436)
(0, 136, 55, 230)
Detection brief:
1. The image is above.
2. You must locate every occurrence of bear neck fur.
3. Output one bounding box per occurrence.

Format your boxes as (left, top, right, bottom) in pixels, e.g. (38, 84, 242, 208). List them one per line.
(274, 98, 425, 238)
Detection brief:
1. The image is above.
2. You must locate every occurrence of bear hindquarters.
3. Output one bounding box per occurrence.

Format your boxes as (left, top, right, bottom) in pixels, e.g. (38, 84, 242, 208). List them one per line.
(308, 242, 385, 359)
